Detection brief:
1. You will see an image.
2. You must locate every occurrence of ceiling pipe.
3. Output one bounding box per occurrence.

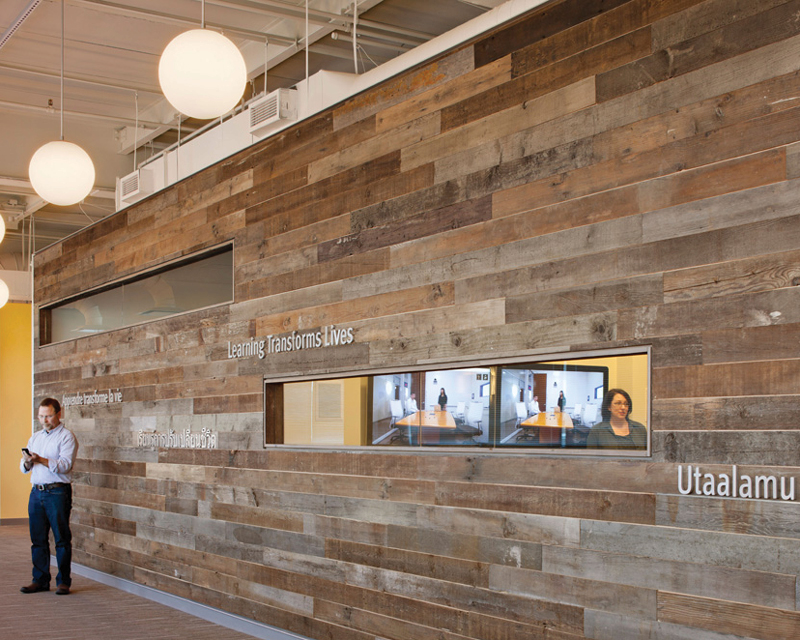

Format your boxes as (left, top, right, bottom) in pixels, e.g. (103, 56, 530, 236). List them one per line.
(69, 0, 296, 45)
(0, 0, 42, 51)
(0, 98, 167, 128)
(0, 61, 161, 96)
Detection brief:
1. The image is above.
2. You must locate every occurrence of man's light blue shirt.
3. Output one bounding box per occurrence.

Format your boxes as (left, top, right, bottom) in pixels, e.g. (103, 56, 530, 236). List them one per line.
(20, 423, 78, 485)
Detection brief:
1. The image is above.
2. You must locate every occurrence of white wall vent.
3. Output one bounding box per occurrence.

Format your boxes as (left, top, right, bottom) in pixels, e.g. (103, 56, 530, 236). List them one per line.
(249, 88, 298, 137)
(119, 168, 153, 204)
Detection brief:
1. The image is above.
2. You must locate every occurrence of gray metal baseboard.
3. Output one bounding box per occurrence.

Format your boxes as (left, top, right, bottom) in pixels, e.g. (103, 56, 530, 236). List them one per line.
(0, 518, 28, 526)
(57, 557, 310, 640)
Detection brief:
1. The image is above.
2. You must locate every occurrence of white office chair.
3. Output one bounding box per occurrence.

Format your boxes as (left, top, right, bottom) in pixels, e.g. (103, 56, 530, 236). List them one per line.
(571, 403, 583, 424)
(389, 400, 407, 444)
(583, 404, 598, 426)
(467, 402, 484, 433)
(390, 400, 404, 426)
(455, 401, 466, 421)
(515, 402, 528, 428)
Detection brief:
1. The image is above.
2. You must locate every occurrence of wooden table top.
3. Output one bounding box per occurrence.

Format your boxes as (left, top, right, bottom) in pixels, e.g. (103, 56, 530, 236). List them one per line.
(396, 410, 457, 429)
(521, 412, 574, 429)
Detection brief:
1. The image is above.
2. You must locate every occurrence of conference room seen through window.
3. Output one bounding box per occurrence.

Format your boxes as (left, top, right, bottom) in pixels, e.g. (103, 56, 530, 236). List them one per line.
(264, 348, 650, 455)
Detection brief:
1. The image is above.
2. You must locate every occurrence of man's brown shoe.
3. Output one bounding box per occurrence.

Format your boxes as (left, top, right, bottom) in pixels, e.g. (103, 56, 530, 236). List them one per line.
(55, 584, 70, 595)
(20, 582, 49, 593)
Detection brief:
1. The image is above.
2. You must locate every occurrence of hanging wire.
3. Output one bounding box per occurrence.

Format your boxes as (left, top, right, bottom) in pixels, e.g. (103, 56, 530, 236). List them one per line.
(352, 1, 358, 75)
(177, 115, 181, 179)
(20, 209, 25, 271)
(80, 201, 114, 212)
(78, 202, 94, 222)
(133, 91, 139, 170)
(28, 214, 35, 271)
(60, 0, 64, 140)
(305, 0, 309, 106)
(264, 38, 269, 95)
(358, 44, 378, 70)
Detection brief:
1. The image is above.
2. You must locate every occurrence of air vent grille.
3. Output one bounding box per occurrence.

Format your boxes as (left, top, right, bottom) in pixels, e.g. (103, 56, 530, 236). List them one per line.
(248, 88, 298, 137)
(121, 172, 139, 198)
(250, 96, 279, 127)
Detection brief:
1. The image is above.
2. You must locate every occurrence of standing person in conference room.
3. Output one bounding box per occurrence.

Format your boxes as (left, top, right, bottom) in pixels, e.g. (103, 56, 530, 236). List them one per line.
(438, 388, 448, 411)
(20, 398, 78, 595)
(557, 390, 566, 413)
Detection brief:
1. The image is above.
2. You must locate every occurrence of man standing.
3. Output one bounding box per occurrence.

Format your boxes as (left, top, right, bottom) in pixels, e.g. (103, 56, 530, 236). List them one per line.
(20, 398, 78, 595)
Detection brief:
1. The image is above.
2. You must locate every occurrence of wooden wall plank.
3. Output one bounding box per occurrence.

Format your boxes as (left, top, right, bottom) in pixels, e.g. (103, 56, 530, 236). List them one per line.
(473, 0, 633, 68)
(657, 494, 800, 539)
(376, 55, 512, 134)
(652, 431, 800, 466)
(365, 313, 618, 366)
(511, 0, 704, 77)
(491, 564, 656, 617)
(663, 247, 800, 304)
(402, 77, 595, 174)
(597, 0, 800, 102)
(318, 195, 492, 264)
(658, 591, 800, 639)
(619, 287, 800, 343)
(584, 608, 753, 640)
(652, 396, 800, 431)
(581, 520, 800, 574)
(446, 27, 650, 132)
(309, 113, 439, 184)
(544, 544, 797, 610)
(506, 275, 663, 324)
(254, 283, 455, 335)
(333, 48, 474, 130)
(654, 360, 800, 399)
(434, 481, 655, 524)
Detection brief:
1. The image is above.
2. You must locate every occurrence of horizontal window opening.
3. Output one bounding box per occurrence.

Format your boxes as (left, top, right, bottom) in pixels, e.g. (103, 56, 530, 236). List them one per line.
(40, 244, 233, 345)
(264, 348, 650, 456)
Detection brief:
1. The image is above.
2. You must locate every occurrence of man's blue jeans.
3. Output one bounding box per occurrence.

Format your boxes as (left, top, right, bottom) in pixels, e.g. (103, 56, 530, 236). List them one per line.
(28, 484, 72, 587)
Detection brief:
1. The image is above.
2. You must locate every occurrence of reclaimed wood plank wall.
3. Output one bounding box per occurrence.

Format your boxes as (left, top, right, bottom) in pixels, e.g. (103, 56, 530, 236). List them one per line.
(33, 0, 800, 637)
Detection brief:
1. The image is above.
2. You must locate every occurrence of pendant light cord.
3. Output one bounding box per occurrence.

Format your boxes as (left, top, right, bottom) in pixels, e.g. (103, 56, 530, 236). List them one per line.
(305, 0, 308, 106)
(353, 1, 358, 74)
(60, 0, 64, 140)
(201, 0, 205, 29)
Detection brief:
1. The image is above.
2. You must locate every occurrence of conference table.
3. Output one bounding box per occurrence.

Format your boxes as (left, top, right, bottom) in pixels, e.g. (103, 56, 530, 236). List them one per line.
(519, 412, 573, 444)
(395, 409, 460, 444)
(396, 410, 457, 429)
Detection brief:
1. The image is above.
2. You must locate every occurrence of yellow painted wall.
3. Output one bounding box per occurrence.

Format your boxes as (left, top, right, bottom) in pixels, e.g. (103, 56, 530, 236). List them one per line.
(343, 377, 369, 445)
(0, 302, 32, 521)
(284, 377, 368, 445)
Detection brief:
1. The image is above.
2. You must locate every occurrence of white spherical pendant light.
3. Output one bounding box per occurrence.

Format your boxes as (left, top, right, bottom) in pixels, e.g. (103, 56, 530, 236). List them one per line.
(0, 279, 9, 310)
(29, 140, 96, 206)
(0, 211, 5, 244)
(159, 29, 247, 120)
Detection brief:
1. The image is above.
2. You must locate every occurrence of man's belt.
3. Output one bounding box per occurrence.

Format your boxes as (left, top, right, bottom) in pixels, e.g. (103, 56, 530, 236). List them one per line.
(33, 482, 69, 491)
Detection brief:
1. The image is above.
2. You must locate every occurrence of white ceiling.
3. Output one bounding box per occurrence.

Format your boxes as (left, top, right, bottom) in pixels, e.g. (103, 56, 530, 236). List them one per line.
(0, 0, 502, 269)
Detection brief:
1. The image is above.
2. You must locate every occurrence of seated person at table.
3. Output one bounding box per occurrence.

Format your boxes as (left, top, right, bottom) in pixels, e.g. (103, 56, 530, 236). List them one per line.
(586, 388, 646, 450)
(406, 393, 418, 414)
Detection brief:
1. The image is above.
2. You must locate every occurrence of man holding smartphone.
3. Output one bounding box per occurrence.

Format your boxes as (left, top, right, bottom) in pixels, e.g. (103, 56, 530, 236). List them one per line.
(20, 398, 78, 595)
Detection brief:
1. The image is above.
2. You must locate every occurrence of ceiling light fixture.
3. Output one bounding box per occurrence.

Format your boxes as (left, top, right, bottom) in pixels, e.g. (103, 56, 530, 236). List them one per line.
(0, 279, 9, 309)
(28, 0, 95, 207)
(158, 0, 247, 120)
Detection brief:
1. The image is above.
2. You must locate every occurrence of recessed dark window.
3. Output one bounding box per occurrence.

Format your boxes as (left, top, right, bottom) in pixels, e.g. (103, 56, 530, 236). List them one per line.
(40, 244, 233, 345)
